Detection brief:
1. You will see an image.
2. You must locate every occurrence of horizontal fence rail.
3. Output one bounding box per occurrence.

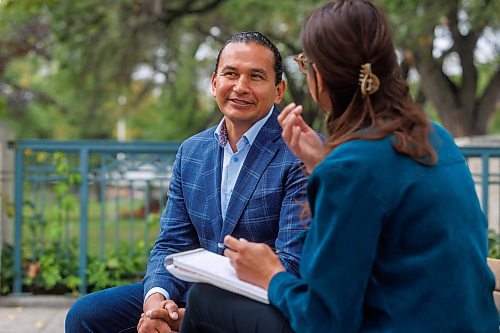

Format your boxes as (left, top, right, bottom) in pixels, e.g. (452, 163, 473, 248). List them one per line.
(5, 141, 500, 295)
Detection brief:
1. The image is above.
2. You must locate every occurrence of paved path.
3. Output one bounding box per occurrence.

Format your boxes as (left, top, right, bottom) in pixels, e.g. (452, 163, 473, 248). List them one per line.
(0, 295, 74, 333)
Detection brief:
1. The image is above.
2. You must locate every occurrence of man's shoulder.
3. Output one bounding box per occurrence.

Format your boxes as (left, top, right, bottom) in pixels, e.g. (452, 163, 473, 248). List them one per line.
(181, 126, 217, 147)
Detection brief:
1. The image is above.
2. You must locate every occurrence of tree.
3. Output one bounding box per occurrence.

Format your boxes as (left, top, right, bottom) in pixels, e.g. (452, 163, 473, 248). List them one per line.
(382, 0, 499, 136)
(0, 0, 498, 139)
(0, 0, 226, 139)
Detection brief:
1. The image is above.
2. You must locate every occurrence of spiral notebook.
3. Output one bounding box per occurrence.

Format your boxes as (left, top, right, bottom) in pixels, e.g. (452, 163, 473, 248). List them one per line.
(165, 248, 269, 304)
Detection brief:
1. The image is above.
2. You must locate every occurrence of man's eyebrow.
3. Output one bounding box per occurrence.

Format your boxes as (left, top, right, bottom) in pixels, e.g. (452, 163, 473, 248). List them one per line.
(250, 68, 268, 77)
(220, 65, 238, 72)
(219, 66, 269, 76)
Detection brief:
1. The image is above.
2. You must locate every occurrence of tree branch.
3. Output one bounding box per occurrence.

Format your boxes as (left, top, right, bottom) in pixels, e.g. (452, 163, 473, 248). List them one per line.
(156, 0, 226, 27)
(0, 80, 69, 115)
(265, 32, 301, 55)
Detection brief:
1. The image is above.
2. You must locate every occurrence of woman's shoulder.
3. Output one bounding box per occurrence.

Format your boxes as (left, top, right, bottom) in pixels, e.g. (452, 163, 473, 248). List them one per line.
(325, 137, 394, 166)
(309, 139, 390, 186)
(321, 121, 460, 169)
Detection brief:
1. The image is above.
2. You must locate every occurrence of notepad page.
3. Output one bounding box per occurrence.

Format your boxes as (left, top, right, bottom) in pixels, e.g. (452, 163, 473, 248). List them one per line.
(173, 250, 267, 299)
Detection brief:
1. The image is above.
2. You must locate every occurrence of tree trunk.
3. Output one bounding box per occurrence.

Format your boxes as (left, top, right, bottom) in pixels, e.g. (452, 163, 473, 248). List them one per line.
(411, 1, 499, 137)
(417, 52, 499, 137)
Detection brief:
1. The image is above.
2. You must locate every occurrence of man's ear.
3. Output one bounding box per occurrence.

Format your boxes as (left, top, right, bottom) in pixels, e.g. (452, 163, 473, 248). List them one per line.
(211, 72, 217, 98)
(274, 80, 286, 104)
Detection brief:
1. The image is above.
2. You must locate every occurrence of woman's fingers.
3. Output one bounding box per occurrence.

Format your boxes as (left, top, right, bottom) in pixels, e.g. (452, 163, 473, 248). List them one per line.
(280, 107, 304, 144)
(294, 112, 311, 131)
(223, 235, 239, 251)
(289, 125, 302, 154)
(277, 103, 297, 124)
(281, 112, 299, 145)
(278, 104, 302, 127)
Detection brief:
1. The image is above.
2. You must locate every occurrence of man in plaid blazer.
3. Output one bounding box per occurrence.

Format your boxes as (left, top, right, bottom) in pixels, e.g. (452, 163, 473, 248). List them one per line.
(66, 32, 307, 333)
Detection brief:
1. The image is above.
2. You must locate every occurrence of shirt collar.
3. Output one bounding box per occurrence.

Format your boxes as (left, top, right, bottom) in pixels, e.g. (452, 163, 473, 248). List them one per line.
(214, 106, 274, 148)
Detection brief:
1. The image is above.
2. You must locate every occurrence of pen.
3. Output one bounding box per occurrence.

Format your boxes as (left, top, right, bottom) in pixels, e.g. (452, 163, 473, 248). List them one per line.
(217, 242, 283, 254)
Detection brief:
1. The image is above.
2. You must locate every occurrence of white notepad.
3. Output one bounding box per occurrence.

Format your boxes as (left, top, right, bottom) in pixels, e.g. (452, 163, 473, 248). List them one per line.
(165, 248, 269, 304)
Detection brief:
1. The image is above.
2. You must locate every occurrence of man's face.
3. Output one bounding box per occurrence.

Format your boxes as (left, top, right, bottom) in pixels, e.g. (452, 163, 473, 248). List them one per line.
(211, 42, 285, 132)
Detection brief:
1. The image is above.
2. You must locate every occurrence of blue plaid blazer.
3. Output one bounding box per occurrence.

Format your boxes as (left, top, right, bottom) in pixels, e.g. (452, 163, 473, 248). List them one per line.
(143, 108, 308, 302)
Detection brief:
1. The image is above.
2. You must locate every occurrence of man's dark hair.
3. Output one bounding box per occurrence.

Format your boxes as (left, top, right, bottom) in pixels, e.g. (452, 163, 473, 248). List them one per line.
(214, 31, 283, 85)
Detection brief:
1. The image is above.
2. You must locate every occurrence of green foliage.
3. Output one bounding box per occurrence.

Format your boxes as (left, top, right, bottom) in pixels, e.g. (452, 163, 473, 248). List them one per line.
(490, 110, 500, 134)
(21, 239, 81, 293)
(86, 242, 148, 292)
(1, 245, 14, 294)
(129, 30, 218, 140)
(379, 0, 499, 135)
(0, 151, 150, 295)
(0, 0, 498, 139)
(489, 230, 500, 259)
(1, 237, 150, 295)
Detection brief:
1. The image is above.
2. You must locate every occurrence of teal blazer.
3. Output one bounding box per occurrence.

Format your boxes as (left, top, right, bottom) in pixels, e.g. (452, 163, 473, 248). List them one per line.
(269, 123, 498, 332)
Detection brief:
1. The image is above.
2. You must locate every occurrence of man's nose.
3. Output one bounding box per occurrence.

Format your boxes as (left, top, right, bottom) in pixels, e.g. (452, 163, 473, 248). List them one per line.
(233, 76, 250, 93)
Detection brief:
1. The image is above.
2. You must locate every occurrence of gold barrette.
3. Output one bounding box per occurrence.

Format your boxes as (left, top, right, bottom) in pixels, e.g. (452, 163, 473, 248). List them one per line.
(359, 63, 380, 96)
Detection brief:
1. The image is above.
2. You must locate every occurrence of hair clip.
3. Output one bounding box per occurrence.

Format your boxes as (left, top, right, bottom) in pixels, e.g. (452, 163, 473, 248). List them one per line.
(359, 63, 380, 96)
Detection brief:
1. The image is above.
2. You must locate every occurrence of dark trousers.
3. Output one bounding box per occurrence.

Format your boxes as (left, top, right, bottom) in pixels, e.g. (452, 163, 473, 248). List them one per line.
(180, 283, 294, 333)
(65, 282, 144, 333)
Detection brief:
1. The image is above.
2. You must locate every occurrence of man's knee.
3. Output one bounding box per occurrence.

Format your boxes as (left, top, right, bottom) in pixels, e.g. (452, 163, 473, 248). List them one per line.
(65, 296, 93, 331)
(66, 283, 144, 332)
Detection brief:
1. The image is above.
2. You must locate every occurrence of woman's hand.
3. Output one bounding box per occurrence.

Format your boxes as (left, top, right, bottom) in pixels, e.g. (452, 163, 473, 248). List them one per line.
(278, 103, 327, 174)
(223, 235, 285, 290)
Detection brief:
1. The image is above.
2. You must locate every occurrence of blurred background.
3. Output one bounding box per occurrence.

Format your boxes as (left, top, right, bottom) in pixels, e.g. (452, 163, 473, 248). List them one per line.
(0, 0, 498, 140)
(0, 0, 498, 298)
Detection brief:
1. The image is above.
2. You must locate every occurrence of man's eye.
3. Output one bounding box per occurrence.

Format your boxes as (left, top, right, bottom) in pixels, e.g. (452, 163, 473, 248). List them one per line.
(222, 72, 237, 77)
(251, 74, 264, 80)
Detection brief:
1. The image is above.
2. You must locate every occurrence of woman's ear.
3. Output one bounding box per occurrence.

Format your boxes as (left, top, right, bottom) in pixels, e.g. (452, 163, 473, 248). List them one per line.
(313, 63, 326, 93)
(312, 63, 332, 113)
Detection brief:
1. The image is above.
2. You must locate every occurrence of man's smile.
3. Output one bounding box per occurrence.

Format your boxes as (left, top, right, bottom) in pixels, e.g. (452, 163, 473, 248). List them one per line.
(228, 98, 254, 106)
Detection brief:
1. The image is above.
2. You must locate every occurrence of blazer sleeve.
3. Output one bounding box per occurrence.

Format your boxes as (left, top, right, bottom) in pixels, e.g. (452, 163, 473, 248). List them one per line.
(274, 158, 308, 276)
(142, 144, 199, 301)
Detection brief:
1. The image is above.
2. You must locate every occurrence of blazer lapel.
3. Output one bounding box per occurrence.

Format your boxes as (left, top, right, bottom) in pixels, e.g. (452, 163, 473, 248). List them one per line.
(220, 109, 281, 238)
(202, 133, 224, 238)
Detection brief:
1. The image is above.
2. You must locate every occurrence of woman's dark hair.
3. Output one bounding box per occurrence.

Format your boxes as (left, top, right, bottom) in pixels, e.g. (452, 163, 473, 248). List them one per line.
(301, 0, 436, 165)
(214, 31, 284, 86)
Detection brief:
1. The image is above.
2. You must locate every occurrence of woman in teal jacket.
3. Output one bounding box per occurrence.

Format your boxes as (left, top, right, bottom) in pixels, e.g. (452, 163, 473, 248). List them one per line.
(150, 1, 499, 332)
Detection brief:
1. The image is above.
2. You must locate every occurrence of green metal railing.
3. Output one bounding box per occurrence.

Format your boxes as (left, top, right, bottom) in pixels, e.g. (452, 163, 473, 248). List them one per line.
(461, 147, 500, 231)
(6, 141, 500, 295)
(9, 140, 180, 294)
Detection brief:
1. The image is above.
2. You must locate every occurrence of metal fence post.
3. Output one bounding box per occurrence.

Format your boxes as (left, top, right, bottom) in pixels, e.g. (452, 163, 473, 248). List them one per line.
(79, 148, 89, 294)
(13, 145, 24, 294)
(481, 153, 490, 217)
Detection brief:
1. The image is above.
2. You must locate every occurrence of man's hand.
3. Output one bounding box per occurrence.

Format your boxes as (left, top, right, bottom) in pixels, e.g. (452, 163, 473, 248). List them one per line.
(137, 293, 181, 333)
(145, 300, 186, 332)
